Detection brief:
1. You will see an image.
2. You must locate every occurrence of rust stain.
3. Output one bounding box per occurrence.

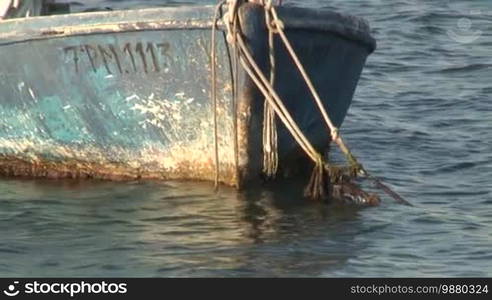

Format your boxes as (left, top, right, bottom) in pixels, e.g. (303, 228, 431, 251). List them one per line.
(0, 156, 238, 185)
(41, 29, 65, 36)
(0, 20, 219, 41)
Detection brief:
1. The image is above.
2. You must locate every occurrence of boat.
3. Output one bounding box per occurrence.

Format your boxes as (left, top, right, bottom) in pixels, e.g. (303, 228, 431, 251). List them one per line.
(0, 1, 376, 187)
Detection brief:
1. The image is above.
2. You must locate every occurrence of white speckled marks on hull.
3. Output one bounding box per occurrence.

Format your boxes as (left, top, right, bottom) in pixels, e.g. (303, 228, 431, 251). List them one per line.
(0, 8, 240, 184)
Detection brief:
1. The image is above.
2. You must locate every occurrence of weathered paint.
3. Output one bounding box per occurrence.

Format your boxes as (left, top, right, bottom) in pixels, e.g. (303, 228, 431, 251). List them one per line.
(0, 4, 375, 187)
(0, 12, 239, 185)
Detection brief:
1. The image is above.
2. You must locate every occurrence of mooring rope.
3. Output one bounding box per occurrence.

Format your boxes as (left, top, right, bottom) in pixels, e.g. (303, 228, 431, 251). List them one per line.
(219, 0, 330, 199)
(235, 28, 330, 198)
(211, 0, 226, 189)
(215, 0, 410, 204)
(262, 0, 278, 178)
(236, 35, 321, 163)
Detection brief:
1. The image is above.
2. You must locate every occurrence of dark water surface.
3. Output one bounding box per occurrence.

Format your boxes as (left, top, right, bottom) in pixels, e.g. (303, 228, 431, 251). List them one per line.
(1, 0, 491, 276)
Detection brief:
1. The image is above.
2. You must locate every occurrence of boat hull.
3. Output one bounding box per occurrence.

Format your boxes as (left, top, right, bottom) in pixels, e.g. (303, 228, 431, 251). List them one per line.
(0, 4, 375, 187)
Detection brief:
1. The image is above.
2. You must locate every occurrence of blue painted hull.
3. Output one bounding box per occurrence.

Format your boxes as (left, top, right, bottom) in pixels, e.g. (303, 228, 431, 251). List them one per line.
(0, 4, 375, 187)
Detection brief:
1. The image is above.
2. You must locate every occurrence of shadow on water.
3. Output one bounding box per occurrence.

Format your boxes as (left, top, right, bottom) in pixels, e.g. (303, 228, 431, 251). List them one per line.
(0, 178, 374, 277)
(229, 181, 375, 277)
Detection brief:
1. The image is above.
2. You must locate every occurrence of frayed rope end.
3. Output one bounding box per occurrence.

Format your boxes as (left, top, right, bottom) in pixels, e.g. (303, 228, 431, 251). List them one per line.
(303, 162, 331, 201)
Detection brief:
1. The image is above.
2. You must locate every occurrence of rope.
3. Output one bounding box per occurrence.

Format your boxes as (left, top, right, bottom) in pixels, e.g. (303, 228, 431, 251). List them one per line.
(211, 0, 226, 189)
(236, 35, 320, 163)
(269, 6, 342, 144)
(219, 2, 240, 185)
(232, 33, 240, 185)
(218, 0, 410, 205)
(262, 0, 278, 178)
(267, 3, 410, 204)
(220, 1, 330, 199)
(235, 30, 330, 199)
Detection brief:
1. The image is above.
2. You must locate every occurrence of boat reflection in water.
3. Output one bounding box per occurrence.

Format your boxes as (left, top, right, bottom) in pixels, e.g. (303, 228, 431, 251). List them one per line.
(0, 178, 374, 276)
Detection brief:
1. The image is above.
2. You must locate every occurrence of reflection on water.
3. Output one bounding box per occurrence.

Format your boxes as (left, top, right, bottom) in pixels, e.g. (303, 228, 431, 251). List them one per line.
(1, 175, 490, 276)
(0, 179, 375, 276)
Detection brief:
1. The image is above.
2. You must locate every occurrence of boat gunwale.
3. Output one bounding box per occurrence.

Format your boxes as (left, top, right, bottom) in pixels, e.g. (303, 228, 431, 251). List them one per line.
(0, 4, 375, 51)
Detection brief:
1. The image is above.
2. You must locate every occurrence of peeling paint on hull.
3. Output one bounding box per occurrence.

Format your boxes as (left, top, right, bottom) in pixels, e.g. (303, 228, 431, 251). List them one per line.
(0, 4, 375, 187)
